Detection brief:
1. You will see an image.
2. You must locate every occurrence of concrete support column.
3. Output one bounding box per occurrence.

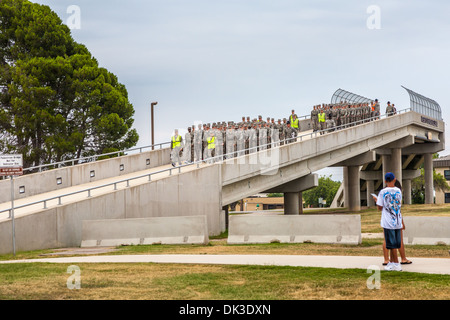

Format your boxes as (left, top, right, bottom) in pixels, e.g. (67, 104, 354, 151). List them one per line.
(347, 166, 361, 212)
(343, 167, 349, 209)
(366, 180, 375, 207)
(284, 192, 300, 215)
(299, 192, 303, 214)
(391, 148, 402, 184)
(403, 179, 412, 205)
(382, 154, 391, 188)
(424, 153, 434, 204)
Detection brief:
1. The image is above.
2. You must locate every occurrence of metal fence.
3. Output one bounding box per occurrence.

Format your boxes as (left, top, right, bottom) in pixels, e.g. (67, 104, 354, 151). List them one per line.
(22, 142, 171, 174)
(330, 88, 373, 105)
(401, 85, 442, 120)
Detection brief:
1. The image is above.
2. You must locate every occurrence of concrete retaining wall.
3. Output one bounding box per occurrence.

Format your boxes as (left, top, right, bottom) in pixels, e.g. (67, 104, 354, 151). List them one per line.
(81, 216, 209, 247)
(403, 217, 450, 245)
(0, 164, 223, 255)
(0, 148, 171, 203)
(227, 214, 362, 245)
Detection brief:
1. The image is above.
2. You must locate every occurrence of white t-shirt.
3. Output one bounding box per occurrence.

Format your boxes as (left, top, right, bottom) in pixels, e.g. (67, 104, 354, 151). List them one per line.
(376, 187, 403, 229)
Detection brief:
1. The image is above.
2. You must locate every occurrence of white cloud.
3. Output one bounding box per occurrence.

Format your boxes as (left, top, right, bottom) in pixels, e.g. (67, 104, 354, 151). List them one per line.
(30, 0, 450, 157)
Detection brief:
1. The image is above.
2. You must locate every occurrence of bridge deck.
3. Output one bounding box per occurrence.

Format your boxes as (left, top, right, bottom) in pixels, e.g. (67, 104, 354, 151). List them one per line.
(0, 130, 319, 221)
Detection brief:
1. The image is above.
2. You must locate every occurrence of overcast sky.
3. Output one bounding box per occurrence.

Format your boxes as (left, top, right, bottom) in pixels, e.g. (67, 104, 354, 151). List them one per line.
(31, 0, 450, 180)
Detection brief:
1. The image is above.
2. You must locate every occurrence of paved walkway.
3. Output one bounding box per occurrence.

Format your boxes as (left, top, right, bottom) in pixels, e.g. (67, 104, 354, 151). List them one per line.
(1, 254, 449, 275)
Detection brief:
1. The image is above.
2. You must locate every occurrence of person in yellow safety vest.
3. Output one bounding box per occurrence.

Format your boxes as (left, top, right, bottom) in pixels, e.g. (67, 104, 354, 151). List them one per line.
(289, 109, 297, 126)
(318, 110, 326, 135)
(171, 129, 183, 167)
(290, 113, 299, 139)
(206, 131, 216, 164)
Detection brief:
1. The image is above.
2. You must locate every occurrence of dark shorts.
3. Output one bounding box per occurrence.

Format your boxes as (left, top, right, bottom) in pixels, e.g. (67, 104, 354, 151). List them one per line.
(384, 228, 402, 249)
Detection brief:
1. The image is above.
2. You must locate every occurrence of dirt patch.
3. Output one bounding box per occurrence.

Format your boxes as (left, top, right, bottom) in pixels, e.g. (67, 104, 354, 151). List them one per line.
(39, 247, 118, 256)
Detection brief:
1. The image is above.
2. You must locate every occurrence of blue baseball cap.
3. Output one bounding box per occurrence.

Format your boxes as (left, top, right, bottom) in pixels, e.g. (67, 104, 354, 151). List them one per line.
(385, 172, 395, 182)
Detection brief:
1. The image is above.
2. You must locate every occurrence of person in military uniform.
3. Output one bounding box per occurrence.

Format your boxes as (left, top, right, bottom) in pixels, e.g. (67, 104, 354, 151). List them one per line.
(391, 103, 397, 115)
(257, 115, 264, 124)
(190, 125, 195, 161)
(386, 101, 395, 116)
(318, 108, 326, 134)
(258, 122, 267, 150)
(290, 113, 299, 139)
(183, 126, 192, 164)
(171, 129, 184, 167)
(331, 105, 338, 127)
(225, 124, 236, 159)
(276, 119, 285, 146)
(373, 99, 380, 120)
(265, 122, 272, 149)
(310, 106, 316, 132)
(206, 130, 216, 164)
(288, 109, 297, 125)
(202, 124, 211, 161)
(325, 114, 336, 133)
(248, 123, 257, 154)
(336, 105, 343, 129)
(281, 118, 287, 144)
(236, 125, 246, 157)
(349, 105, 356, 127)
(215, 124, 224, 162)
(284, 121, 295, 143)
(194, 124, 203, 162)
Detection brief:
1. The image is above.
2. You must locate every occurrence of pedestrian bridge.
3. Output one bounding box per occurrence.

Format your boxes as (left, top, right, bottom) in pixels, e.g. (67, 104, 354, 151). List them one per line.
(0, 108, 445, 254)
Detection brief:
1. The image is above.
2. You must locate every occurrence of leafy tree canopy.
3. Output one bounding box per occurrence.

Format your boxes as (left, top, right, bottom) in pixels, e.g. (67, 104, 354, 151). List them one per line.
(0, 0, 138, 168)
(303, 175, 341, 208)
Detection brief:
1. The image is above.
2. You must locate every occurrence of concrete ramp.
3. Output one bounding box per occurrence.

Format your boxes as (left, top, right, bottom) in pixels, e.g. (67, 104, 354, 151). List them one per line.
(81, 215, 209, 247)
(227, 214, 362, 245)
(403, 217, 450, 245)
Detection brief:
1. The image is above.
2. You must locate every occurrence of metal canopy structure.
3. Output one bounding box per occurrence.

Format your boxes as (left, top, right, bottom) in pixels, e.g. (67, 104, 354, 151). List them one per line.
(401, 85, 442, 120)
(331, 88, 373, 105)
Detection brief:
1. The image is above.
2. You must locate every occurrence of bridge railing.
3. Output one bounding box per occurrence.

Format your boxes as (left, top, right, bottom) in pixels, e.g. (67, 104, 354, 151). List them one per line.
(21, 142, 171, 174)
(0, 108, 413, 219)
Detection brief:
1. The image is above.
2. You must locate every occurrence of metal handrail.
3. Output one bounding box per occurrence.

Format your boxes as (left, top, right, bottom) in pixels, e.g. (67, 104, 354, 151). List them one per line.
(22, 142, 171, 173)
(0, 108, 413, 218)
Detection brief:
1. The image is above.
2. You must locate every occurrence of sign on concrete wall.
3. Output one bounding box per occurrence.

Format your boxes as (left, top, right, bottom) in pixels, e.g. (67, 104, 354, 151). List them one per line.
(0, 154, 23, 176)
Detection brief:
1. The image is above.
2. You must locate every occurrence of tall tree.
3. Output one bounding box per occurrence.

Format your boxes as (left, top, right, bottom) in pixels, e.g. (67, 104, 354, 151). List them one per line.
(411, 168, 450, 204)
(303, 175, 341, 208)
(0, 0, 138, 168)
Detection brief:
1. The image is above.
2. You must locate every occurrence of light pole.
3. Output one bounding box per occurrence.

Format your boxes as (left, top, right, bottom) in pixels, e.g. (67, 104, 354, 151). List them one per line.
(151, 102, 158, 150)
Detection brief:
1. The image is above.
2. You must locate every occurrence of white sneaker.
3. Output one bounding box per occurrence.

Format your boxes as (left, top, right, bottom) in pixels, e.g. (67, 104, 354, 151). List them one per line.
(392, 263, 402, 271)
(384, 262, 402, 271)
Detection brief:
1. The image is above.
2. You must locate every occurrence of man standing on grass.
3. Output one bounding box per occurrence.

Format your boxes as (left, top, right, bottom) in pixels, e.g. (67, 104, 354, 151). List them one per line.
(375, 172, 403, 271)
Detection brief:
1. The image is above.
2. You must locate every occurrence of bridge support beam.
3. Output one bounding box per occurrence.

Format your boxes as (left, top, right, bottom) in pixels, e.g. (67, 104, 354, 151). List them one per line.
(403, 179, 412, 205)
(381, 150, 402, 188)
(366, 180, 375, 207)
(424, 153, 434, 204)
(344, 166, 361, 212)
(391, 148, 403, 185)
(284, 192, 303, 215)
(264, 174, 318, 215)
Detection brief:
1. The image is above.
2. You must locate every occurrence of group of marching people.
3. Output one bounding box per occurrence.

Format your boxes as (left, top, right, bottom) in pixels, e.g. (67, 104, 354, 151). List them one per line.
(170, 112, 301, 166)
(170, 100, 396, 166)
(310, 100, 384, 134)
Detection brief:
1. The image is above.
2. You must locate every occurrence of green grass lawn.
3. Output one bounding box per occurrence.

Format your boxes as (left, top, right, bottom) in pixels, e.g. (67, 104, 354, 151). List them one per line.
(0, 204, 449, 300)
(1, 262, 449, 300)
